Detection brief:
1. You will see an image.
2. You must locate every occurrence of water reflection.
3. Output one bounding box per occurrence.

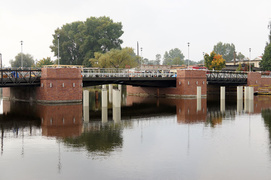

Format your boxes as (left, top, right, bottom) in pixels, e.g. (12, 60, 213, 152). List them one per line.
(0, 100, 41, 156)
(3, 90, 271, 179)
(259, 96, 271, 152)
(37, 104, 82, 138)
(63, 123, 123, 156)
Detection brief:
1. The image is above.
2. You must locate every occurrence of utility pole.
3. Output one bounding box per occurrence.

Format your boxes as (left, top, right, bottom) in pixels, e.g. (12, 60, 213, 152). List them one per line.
(140, 47, 143, 71)
(187, 42, 190, 68)
(21, 41, 23, 69)
(137, 42, 139, 56)
(234, 51, 236, 65)
(249, 48, 251, 72)
(0, 53, 2, 70)
(57, 35, 60, 67)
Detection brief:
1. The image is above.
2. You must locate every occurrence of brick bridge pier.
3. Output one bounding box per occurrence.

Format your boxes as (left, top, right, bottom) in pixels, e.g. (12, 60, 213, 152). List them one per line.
(3, 67, 82, 103)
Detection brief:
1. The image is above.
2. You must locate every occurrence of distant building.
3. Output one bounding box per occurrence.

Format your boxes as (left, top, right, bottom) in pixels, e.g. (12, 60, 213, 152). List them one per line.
(226, 56, 262, 68)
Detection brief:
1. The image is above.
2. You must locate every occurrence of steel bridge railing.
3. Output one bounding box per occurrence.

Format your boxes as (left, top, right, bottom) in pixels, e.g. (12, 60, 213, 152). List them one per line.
(206, 70, 248, 84)
(82, 68, 176, 78)
(0, 69, 41, 86)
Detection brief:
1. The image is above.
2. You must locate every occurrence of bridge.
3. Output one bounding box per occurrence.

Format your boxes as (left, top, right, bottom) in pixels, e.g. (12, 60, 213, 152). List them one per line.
(0, 68, 249, 88)
(1, 67, 267, 103)
(82, 68, 176, 87)
(206, 71, 247, 85)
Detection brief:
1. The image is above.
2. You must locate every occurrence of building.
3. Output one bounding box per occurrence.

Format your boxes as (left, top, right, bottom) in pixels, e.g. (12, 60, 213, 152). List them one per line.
(226, 56, 262, 68)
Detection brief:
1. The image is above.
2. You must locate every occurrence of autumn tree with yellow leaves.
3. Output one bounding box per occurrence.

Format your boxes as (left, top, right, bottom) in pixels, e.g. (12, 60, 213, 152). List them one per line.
(204, 51, 226, 70)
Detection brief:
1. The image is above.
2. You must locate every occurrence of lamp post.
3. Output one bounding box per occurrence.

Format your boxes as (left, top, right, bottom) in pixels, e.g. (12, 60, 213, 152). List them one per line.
(57, 35, 60, 67)
(140, 47, 143, 71)
(249, 48, 251, 72)
(21, 41, 23, 69)
(0, 53, 2, 70)
(268, 20, 271, 43)
(187, 42, 190, 68)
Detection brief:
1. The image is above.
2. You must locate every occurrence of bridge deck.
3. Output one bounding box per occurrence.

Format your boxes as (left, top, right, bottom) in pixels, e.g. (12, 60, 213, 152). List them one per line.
(0, 68, 252, 87)
(83, 77, 176, 87)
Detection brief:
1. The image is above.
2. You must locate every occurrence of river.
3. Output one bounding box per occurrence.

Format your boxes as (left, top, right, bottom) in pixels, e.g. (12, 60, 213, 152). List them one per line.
(0, 87, 271, 180)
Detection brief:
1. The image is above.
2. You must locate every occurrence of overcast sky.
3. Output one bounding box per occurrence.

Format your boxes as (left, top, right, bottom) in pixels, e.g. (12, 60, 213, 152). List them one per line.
(0, 0, 271, 66)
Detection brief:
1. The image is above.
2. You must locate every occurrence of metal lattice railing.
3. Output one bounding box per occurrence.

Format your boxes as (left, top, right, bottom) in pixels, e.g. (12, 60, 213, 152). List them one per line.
(206, 70, 247, 84)
(82, 68, 176, 78)
(0, 69, 41, 86)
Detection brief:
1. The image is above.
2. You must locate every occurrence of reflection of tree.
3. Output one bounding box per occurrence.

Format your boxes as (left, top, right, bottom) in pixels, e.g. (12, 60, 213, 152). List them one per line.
(62, 124, 123, 155)
(206, 116, 223, 127)
(261, 109, 271, 147)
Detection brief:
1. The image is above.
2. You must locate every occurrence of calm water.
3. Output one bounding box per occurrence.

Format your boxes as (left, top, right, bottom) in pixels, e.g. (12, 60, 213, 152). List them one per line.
(1, 89, 271, 180)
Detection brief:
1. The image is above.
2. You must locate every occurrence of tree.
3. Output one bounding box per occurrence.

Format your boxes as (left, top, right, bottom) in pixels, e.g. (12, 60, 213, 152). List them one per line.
(162, 48, 185, 65)
(213, 42, 236, 62)
(9, 53, 35, 68)
(50, 16, 124, 67)
(260, 21, 271, 70)
(184, 59, 197, 66)
(89, 47, 138, 68)
(36, 57, 54, 68)
(155, 54, 161, 65)
(260, 43, 271, 70)
(197, 60, 204, 65)
(204, 51, 226, 70)
(236, 52, 245, 60)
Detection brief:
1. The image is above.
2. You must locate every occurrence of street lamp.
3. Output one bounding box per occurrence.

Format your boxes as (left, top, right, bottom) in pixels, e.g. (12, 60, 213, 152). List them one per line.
(0, 53, 2, 70)
(57, 35, 60, 67)
(140, 47, 143, 71)
(187, 42, 190, 68)
(249, 48, 251, 72)
(21, 41, 23, 69)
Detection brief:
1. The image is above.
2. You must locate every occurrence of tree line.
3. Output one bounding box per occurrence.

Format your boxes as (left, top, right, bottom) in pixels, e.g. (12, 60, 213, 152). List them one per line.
(9, 16, 271, 71)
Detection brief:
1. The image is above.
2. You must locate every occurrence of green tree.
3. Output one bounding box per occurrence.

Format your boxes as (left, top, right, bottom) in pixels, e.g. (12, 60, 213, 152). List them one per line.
(155, 54, 161, 65)
(236, 52, 245, 60)
(63, 124, 122, 154)
(162, 48, 185, 65)
(197, 60, 204, 65)
(90, 47, 138, 68)
(9, 53, 35, 68)
(260, 22, 271, 71)
(50, 16, 124, 67)
(213, 42, 236, 62)
(260, 43, 271, 70)
(36, 57, 54, 68)
(204, 51, 226, 70)
(184, 59, 197, 66)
